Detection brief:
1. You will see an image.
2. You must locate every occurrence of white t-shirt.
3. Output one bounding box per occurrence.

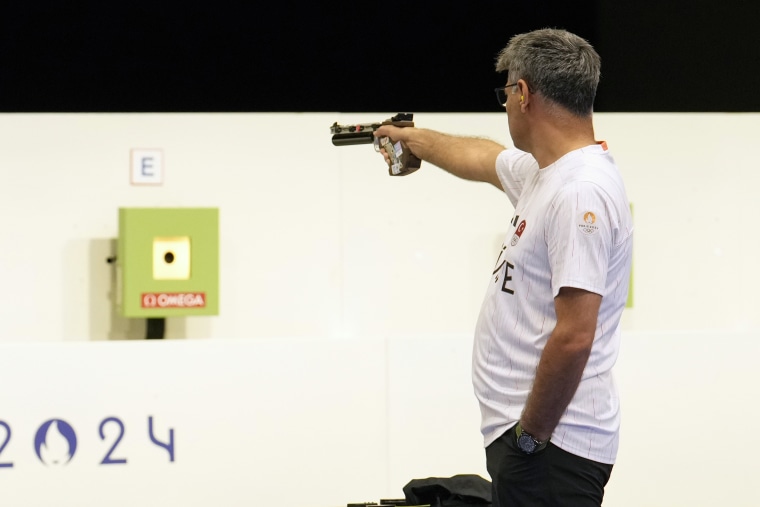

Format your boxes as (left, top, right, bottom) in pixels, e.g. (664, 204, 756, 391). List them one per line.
(472, 143, 633, 464)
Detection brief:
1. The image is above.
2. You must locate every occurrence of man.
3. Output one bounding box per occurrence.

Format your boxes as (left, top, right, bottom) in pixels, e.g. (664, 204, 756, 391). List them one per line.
(375, 29, 633, 507)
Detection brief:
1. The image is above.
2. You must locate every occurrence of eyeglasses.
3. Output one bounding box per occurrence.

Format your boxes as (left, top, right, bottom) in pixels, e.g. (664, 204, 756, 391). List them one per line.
(494, 83, 519, 107)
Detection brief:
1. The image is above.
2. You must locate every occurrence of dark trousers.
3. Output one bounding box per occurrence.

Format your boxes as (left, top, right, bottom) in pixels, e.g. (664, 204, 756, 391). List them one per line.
(485, 425, 613, 507)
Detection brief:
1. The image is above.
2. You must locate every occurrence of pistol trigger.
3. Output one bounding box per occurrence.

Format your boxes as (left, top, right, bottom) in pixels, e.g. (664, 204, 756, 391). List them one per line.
(373, 136, 380, 152)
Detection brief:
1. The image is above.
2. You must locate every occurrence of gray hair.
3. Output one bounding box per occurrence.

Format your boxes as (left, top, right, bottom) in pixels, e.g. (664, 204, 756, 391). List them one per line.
(495, 28, 601, 116)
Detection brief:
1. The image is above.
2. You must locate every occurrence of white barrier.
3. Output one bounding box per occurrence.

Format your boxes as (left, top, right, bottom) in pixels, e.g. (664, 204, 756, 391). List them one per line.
(0, 339, 391, 507)
(1, 331, 759, 506)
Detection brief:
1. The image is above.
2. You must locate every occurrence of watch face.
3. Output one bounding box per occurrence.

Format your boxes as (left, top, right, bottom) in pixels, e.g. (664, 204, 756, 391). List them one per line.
(517, 433, 537, 453)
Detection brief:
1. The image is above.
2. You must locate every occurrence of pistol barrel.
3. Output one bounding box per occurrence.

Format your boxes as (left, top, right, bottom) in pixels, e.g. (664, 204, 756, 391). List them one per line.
(331, 132, 375, 146)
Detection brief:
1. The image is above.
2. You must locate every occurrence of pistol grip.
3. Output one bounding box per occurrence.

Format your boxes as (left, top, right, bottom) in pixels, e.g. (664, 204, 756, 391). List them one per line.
(376, 120, 421, 176)
(400, 151, 422, 176)
(379, 138, 421, 176)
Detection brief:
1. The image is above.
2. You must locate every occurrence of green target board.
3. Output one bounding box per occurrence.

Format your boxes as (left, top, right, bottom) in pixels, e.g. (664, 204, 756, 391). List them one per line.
(117, 208, 219, 317)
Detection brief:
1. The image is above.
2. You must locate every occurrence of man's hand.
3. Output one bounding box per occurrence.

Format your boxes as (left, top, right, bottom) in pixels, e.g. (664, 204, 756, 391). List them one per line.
(374, 125, 414, 167)
(374, 124, 408, 142)
(375, 126, 505, 188)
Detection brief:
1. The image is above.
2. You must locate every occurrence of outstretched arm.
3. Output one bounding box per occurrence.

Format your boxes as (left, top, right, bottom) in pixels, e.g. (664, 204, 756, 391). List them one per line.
(374, 125, 505, 190)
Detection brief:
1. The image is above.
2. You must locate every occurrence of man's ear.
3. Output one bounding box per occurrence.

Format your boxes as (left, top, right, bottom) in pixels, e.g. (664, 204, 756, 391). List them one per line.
(517, 79, 531, 111)
(517, 79, 530, 105)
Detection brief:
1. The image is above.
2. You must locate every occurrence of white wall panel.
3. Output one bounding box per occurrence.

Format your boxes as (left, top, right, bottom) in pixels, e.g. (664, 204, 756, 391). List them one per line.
(0, 339, 388, 507)
(2, 113, 759, 342)
(385, 335, 487, 491)
(1, 332, 758, 506)
(605, 330, 760, 506)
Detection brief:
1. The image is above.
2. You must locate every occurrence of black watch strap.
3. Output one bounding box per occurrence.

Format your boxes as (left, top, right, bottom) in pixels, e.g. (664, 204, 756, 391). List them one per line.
(515, 422, 549, 453)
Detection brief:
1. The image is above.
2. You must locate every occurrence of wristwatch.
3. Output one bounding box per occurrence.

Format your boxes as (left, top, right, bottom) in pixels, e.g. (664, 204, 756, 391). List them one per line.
(515, 422, 548, 454)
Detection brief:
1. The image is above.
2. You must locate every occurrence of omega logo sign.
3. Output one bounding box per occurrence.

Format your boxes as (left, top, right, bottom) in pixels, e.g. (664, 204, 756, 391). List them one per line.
(141, 293, 206, 308)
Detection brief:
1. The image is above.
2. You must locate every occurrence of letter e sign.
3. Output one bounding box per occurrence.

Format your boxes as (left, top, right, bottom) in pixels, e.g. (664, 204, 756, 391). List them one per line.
(131, 148, 164, 185)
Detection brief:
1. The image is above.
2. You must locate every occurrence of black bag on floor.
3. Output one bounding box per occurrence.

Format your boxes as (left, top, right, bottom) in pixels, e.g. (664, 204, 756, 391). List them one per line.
(402, 474, 492, 507)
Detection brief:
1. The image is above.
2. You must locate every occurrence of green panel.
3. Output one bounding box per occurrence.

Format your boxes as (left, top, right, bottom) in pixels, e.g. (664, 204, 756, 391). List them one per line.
(117, 208, 219, 317)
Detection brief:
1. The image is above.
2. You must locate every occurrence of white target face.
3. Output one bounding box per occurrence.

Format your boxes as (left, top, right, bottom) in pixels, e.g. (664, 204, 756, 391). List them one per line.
(152, 237, 191, 280)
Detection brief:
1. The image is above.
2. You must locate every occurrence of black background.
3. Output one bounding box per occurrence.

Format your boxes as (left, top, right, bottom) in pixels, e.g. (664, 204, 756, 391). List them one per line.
(1, 1, 758, 113)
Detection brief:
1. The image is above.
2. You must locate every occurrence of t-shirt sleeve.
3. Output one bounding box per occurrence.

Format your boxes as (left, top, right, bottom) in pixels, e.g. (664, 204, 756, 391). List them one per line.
(546, 181, 613, 297)
(495, 149, 537, 207)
